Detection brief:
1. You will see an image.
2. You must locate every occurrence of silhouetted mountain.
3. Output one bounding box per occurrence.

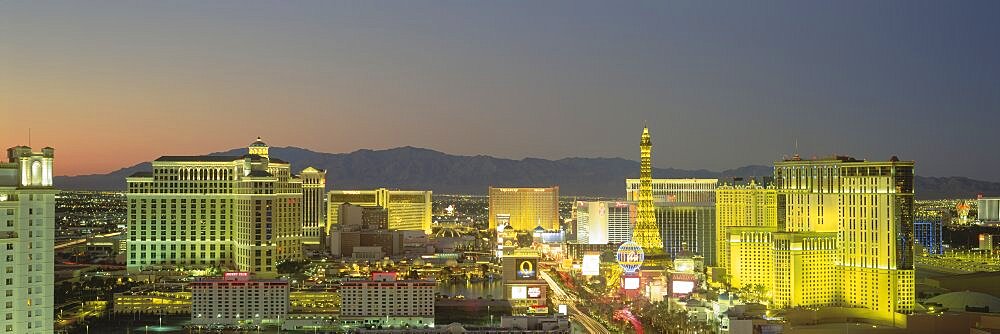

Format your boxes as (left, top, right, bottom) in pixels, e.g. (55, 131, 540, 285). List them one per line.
(53, 146, 1000, 199)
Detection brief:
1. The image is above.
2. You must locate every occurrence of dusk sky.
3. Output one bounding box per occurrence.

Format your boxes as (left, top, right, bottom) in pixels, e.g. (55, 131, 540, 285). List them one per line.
(2, 1, 998, 181)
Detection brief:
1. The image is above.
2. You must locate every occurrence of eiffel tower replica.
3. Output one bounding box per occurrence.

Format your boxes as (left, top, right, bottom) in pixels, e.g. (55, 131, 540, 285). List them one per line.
(633, 125, 668, 265)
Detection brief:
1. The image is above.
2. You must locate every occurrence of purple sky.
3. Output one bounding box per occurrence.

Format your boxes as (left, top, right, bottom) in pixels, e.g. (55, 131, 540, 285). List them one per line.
(2, 1, 998, 181)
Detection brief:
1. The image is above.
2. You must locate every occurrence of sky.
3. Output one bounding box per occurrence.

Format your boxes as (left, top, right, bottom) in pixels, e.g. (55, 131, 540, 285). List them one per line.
(2, 1, 999, 181)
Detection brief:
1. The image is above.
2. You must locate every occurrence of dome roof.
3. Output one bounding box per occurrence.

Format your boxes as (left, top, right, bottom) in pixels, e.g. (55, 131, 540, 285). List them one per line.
(926, 291, 1000, 312)
(249, 137, 268, 147)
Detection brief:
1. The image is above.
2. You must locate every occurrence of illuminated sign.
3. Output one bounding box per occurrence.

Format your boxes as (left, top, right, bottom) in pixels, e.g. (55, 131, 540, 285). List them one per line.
(616, 242, 645, 273)
(511, 286, 527, 299)
(671, 280, 695, 295)
(527, 287, 542, 298)
(581, 254, 600, 276)
(517, 259, 537, 279)
(527, 305, 549, 314)
(623, 277, 640, 290)
(223, 272, 250, 281)
(558, 304, 568, 315)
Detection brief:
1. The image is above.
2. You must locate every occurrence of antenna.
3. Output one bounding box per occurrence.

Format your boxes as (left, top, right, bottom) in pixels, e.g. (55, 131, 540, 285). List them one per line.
(28, 128, 31, 147)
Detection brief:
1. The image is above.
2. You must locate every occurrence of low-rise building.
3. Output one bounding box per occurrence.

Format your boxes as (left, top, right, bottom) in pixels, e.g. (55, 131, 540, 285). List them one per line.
(190, 272, 289, 326)
(113, 290, 191, 314)
(340, 272, 436, 328)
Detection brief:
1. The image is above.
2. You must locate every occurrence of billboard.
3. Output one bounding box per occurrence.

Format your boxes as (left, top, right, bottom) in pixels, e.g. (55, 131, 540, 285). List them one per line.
(671, 280, 695, 295)
(516, 259, 537, 279)
(623, 276, 641, 290)
(511, 286, 528, 299)
(581, 253, 600, 276)
(527, 286, 542, 298)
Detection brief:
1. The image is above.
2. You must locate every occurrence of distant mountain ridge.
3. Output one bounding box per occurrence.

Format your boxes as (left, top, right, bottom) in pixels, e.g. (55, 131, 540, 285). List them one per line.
(53, 146, 1000, 199)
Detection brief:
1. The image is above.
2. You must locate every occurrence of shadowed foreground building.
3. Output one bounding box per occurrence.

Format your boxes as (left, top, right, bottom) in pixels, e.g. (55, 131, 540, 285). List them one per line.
(126, 138, 312, 278)
(0, 146, 55, 334)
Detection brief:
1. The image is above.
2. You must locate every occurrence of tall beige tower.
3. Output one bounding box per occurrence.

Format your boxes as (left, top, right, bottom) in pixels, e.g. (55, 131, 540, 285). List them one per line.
(632, 126, 662, 252)
(1, 146, 56, 334)
(300, 167, 326, 245)
(126, 138, 303, 278)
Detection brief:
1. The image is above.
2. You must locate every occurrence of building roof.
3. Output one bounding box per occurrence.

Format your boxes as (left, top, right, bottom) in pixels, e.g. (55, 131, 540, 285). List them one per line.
(154, 155, 242, 162)
(925, 291, 1000, 312)
(249, 136, 268, 147)
(245, 170, 273, 177)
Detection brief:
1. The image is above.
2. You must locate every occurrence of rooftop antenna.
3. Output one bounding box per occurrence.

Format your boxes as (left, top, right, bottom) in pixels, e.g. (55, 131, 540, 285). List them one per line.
(28, 128, 31, 147)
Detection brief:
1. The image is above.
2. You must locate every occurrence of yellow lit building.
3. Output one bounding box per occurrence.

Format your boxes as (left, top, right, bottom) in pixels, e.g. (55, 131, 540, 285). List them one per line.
(126, 138, 305, 278)
(326, 189, 432, 233)
(715, 181, 777, 275)
(727, 227, 776, 291)
(721, 156, 916, 318)
(771, 231, 839, 309)
(775, 156, 915, 315)
(488, 187, 559, 231)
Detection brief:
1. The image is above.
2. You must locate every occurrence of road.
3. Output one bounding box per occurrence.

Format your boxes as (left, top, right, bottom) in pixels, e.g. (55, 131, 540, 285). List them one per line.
(55, 231, 122, 250)
(539, 269, 610, 334)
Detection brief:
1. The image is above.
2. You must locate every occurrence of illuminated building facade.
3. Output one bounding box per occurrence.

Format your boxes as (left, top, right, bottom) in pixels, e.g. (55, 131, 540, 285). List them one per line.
(299, 167, 326, 245)
(340, 272, 436, 328)
(114, 291, 191, 314)
(626, 178, 718, 203)
(774, 156, 915, 314)
(715, 181, 777, 275)
(190, 272, 289, 326)
(726, 227, 776, 291)
(126, 138, 304, 278)
(979, 197, 1000, 223)
(771, 231, 839, 308)
(503, 249, 548, 315)
(488, 187, 559, 231)
(0, 146, 55, 334)
(914, 215, 943, 255)
(655, 203, 716, 266)
(575, 201, 634, 244)
(633, 126, 663, 252)
(326, 189, 432, 233)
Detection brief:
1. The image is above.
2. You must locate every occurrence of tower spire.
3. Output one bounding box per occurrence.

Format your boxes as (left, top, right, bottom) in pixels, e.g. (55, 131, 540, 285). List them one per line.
(633, 124, 662, 253)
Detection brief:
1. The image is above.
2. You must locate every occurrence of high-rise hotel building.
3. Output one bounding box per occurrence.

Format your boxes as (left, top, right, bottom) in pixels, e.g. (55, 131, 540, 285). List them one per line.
(775, 156, 915, 314)
(488, 187, 559, 231)
(626, 178, 717, 203)
(326, 189, 432, 234)
(626, 178, 718, 265)
(575, 201, 634, 245)
(715, 180, 777, 277)
(126, 138, 309, 278)
(722, 156, 915, 316)
(0, 146, 55, 334)
(299, 167, 326, 245)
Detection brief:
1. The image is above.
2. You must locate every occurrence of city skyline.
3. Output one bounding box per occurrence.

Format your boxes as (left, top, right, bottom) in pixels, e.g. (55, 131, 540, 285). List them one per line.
(3, 1, 1000, 181)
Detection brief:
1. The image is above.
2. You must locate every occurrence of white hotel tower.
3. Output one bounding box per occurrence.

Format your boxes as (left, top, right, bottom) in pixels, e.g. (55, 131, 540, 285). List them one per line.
(126, 138, 314, 278)
(0, 146, 55, 334)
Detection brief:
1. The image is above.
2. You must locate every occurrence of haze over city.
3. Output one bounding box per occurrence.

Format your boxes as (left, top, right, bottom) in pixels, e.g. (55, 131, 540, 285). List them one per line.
(3, 1, 999, 181)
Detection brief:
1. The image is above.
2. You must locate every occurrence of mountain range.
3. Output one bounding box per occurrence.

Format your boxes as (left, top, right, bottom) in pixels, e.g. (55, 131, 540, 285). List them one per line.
(54, 146, 1000, 199)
